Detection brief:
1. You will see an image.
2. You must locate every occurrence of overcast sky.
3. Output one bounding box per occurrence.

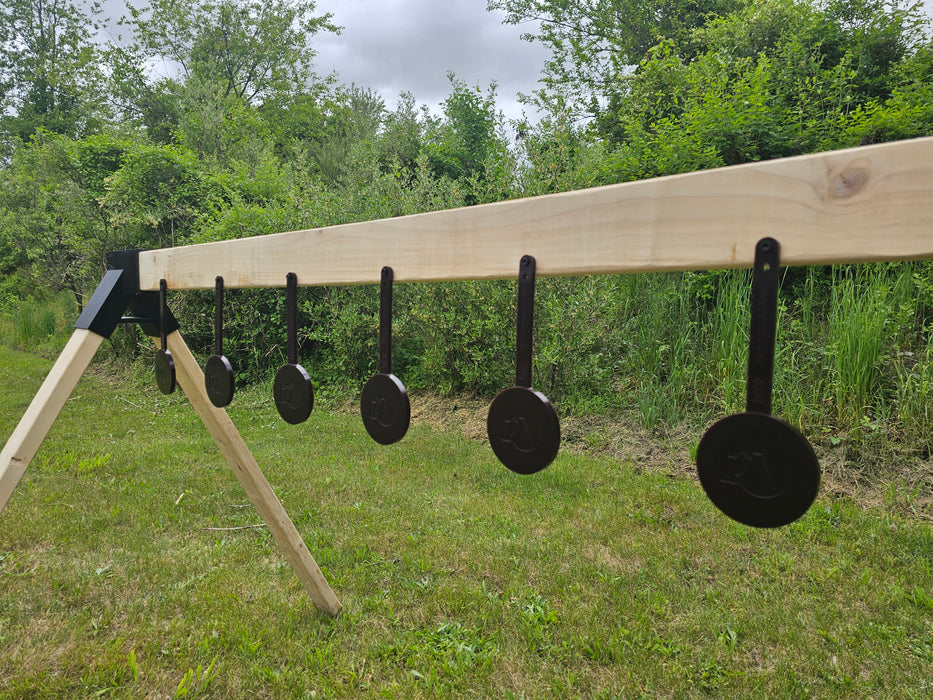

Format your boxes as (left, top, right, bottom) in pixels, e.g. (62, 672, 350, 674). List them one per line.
(102, 0, 933, 124)
(310, 0, 933, 123)
(311, 0, 549, 123)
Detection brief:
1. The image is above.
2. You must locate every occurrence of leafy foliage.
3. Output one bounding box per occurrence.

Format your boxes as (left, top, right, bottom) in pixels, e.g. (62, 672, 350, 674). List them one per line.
(590, 0, 932, 176)
(0, 0, 931, 462)
(0, 0, 108, 145)
(488, 0, 742, 117)
(124, 0, 338, 103)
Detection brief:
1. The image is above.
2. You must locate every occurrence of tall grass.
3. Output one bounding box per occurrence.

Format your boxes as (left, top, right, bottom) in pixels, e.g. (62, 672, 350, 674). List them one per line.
(3, 262, 930, 468)
(703, 269, 751, 417)
(775, 269, 832, 432)
(16, 303, 56, 342)
(895, 342, 933, 454)
(0, 292, 75, 352)
(829, 267, 889, 426)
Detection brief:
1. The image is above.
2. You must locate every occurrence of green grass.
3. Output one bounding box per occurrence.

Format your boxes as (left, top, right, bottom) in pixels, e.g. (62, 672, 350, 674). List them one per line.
(1, 342, 932, 698)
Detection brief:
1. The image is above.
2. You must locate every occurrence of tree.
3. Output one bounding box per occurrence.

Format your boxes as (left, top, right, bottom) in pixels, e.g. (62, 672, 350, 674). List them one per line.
(102, 142, 228, 248)
(260, 84, 386, 183)
(577, 0, 932, 184)
(425, 76, 504, 186)
(124, 0, 339, 104)
(0, 133, 131, 307)
(0, 132, 228, 309)
(0, 0, 106, 145)
(171, 74, 275, 163)
(308, 85, 385, 184)
(377, 92, 427, 181)
(487, 0, 741, 118)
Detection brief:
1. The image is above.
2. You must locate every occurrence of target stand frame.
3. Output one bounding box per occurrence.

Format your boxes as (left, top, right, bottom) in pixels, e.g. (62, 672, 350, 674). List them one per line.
(0, 253, 341, 614)
(3, 137, 933, 616)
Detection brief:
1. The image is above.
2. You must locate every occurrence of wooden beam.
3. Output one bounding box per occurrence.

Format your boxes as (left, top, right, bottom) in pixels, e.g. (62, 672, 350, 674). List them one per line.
(157, 331, 341, 616)
(139, 137, 933, 291)
(0, 329, 104, 514)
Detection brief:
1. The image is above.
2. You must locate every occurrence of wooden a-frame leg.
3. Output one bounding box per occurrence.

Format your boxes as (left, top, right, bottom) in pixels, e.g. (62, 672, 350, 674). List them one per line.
(156, 330, 341, 616)
(0, 329, 105, 515)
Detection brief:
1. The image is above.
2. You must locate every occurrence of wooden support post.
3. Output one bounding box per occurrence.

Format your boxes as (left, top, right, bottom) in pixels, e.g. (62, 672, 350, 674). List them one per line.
(156, 330, 341, 616)
(0, 329, 104, 514)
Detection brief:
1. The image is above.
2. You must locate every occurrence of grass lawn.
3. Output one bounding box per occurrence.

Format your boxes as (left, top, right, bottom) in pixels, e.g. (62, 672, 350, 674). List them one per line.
(1, 341, 932, 698)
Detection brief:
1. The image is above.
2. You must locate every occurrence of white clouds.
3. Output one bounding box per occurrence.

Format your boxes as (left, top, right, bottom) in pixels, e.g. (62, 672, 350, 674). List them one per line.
(312, 0, 549, 121)
(98, 0, 549, 121)
(99, 0, 933, 124)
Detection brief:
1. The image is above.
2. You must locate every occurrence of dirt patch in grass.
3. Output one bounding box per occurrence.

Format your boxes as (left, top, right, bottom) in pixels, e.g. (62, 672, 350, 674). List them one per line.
(409, 393, 490, 442)
(405, 393, 695, 477)
(397, 393, 933, 521)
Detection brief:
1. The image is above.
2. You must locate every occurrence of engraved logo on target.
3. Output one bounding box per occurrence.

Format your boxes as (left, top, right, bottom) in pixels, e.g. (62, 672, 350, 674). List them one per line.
(366, 395, 394, 428)
(275, 381, 301, 410)
(722, 450, 789, 499)
(499, 415, 539, 453)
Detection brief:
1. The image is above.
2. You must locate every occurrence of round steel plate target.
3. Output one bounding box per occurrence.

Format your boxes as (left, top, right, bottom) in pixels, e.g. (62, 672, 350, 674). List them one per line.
(696, 412, 820, 528)
(361, 372, 410, 445)
(487, 255, 561, 474)
(274, 363, 314, 425)
(205, 354, 235, 408)
(154, 348, 176, 395)
(487, 386, 560, 475)
(695, 239, 820, 527)
(273, 273, 314, 425)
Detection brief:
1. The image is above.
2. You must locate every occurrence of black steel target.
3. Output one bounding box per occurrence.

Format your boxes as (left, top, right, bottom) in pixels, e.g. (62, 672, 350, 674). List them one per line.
(487, 255, 560, 474)
(361, 266, 410, 444)
(273, 273, 314, 424)
(696, 238, 820, 528)
(154, 278, 176, 395)
(204, 276, 235, 408)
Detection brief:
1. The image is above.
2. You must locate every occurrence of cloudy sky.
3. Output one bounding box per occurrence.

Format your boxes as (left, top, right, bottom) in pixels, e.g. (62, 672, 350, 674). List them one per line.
(310, 0, 933, 122)
(102, 0, 933, 124)
(100, 0, 549, 121)
(311, 0, 549, 122)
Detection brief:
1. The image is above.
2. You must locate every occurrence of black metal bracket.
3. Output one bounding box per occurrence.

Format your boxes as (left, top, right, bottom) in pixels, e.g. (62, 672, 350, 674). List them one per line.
(379, 266, 394, 375)
(746, 238, 779, 415)
(286, 272, 298, 365)
(74, 249, 179, 339)
(515, 255, 536, 388)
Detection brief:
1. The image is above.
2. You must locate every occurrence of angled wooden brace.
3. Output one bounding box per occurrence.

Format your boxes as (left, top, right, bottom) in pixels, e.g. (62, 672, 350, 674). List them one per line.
(150, 328, 340, 615)
(0, 257, 340, 615)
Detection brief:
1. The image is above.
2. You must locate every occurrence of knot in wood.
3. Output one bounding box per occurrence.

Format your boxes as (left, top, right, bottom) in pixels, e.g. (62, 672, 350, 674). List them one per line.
(825, 159, 870, 201)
